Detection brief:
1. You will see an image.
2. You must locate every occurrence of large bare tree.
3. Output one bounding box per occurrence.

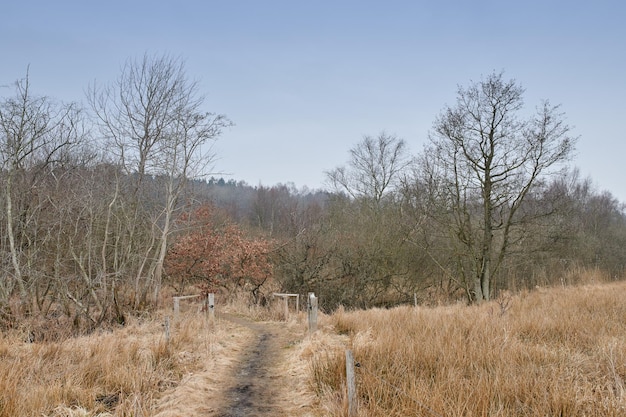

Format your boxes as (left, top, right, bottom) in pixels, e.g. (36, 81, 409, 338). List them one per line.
(88, 54, 231, 306)
(323, 133, 416, 307)
(420, 72, 575, 302)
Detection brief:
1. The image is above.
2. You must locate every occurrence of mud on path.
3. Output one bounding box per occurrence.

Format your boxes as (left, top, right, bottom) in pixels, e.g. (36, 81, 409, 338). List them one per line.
(153, 312, 316, 417)
(214, 313, 304, 417)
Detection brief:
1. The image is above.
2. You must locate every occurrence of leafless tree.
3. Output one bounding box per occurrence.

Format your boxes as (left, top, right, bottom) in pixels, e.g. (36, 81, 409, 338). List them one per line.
(88, 54, 231, 306)
(326, 132, 410, 210)
(420, 72, 576, 302)
(323, 132, 417, 307)
(0, 71, 84, 309)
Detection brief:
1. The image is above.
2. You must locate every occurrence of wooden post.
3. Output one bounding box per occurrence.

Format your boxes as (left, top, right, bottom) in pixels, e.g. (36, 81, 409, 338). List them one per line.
(414, 292, 418, 307)
(346, 349, 357, 416)
(207, 293, 215, 322)
(273, 293, 299, 321)
(173, 297, 180, 318)
(308, 292, 318, 333)
(165, 316, 170, 343)
(283, 296, 289, 320)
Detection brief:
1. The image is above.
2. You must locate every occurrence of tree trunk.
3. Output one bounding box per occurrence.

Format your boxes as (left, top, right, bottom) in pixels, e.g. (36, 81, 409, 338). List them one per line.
(5, 174, 27, 300)
(481, 258, 491, 302)
(151, 210, 171, 306)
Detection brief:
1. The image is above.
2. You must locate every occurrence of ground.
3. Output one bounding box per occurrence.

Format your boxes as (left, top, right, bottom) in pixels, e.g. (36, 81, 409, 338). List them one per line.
(153, 312, 318, 417)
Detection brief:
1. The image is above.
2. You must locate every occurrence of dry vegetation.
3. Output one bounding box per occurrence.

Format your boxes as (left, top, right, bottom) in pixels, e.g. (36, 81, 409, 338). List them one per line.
(309, 281, 626, 416)
(4, 280, 626, 416)
(0, 295, 314, 417)
(0, 303, 249, 417)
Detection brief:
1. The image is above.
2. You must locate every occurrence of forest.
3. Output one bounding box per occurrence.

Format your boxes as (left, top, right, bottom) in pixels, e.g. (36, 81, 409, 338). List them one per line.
(2, 54, 625, 333)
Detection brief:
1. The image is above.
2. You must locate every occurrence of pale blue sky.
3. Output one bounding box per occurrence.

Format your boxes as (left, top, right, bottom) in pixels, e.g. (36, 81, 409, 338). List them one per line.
(2, 1, 625, 201)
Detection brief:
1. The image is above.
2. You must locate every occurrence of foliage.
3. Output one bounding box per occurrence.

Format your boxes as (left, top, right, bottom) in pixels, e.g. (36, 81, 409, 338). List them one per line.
(165, 204, 274, 302)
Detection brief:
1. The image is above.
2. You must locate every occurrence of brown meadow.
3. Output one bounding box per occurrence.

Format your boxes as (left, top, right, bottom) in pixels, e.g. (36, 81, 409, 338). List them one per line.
(0, 308, 248, 417)
(310, 282, 626, 416)
(3, 280, 626, 416)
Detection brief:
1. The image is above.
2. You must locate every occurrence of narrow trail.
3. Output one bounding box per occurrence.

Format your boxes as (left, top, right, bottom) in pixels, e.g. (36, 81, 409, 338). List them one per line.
(213, 313, 309, 417)
(153, 312, 316, 417)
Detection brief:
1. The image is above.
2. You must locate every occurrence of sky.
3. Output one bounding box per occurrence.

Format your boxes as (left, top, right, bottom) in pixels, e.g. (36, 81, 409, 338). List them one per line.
(2, 1, 625, 201)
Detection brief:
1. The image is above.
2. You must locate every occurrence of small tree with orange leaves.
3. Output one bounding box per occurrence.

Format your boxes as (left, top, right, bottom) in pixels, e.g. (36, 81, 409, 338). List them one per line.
(165, 204, 274, 303)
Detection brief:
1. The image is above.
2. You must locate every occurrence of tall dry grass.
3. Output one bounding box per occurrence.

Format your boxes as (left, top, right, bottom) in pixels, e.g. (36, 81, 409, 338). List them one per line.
(310, 282, 626, 416)
(0, 309, 216, 417)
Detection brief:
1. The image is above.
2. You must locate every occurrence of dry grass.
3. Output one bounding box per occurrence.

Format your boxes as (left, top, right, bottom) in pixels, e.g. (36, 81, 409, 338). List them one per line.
(6, 280, 626, 416)
(220, 290, 304, 322)
(311, 282, 626, 416)
(0, 308, 229, 417)
(0, 293, 317, 417)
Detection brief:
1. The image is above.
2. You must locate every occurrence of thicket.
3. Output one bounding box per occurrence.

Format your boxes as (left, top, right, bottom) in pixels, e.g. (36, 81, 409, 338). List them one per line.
(2, 63, 625, 335)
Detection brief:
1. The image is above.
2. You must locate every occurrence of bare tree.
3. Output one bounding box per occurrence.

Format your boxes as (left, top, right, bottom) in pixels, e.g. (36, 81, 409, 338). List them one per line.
(0, 71, 84, 308)
(420, 72, 576, 302)
(88, 54, 231, 306)
(326, 132, 410, 209)
(323, 133, 415, 307)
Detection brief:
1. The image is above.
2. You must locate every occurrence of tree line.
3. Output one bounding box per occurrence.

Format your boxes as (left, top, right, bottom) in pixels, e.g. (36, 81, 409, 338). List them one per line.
(1, 57, 624, 330)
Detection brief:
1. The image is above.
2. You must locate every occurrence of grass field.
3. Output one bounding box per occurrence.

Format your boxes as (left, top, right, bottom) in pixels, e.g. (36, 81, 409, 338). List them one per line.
(0, 309, 240, 417)
(310, 282, 626, 416)
(3, 281, 626, 416)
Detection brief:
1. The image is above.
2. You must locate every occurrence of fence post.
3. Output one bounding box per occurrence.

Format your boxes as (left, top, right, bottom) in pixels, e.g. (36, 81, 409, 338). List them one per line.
(283, 296, 289, 320)
(173, 297, 180, 318)
(207, 293, 215, 322)
(346, 349, 357, 416)
(308, 292, 318, 333)
(164, 316, 170, 343)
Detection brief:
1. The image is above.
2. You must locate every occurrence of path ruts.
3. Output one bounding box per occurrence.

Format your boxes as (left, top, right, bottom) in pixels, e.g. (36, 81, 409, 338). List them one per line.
(214, 313, 297, 417)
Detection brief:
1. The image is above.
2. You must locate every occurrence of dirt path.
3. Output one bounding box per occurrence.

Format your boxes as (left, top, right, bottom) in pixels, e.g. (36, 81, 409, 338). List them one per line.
(153, 313, 316, 417)
(214, 314, 302, 417)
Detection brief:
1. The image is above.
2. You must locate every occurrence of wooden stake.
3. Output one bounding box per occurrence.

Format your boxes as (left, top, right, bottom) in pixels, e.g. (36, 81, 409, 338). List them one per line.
(207, 293, 215, 322)
(346, 349, 357, 416)
(308, 293, 318, 333)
